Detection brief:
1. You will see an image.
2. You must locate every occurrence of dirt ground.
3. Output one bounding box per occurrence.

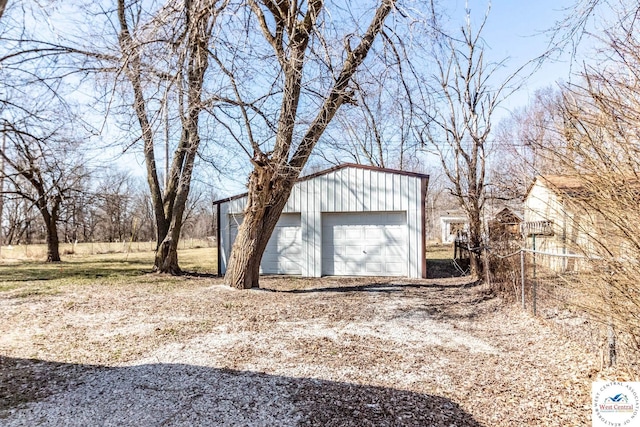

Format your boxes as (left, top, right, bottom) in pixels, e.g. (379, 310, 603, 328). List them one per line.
(0, 275, 601, 426)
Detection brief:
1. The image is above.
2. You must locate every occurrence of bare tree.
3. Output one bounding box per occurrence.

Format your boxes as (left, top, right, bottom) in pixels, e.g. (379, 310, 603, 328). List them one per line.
(416, 5, 521, 277)
(218, 1, 397, 289)
(491, 86, 568, 204)
(59, 176, 95, 246)
(0, 111, 89, 261)
(114, 0, 227, 273)
(537, 5, 640, 370)
(0, 189, 39, 245)
(93, 170, 133, 243)
(2, 1, 226, 267)
(0, 1, 100, 258)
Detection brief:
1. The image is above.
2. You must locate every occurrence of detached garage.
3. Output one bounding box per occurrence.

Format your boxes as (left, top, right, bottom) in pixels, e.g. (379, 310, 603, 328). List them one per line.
(215, 164, 429, 278)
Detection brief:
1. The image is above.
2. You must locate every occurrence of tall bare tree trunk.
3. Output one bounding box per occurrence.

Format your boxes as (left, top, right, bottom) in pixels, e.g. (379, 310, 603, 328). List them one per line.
(466, 183, 485, 277)
(45, 219, 60, 262)
(154, 0, 210, 274)
(223, 0, 395, 289)
(468, 209, 482, 276)
(417, 5, 518, 282)
(39, 203, 61, 262)
(225, 168, 295, 288)
(117, 0, 218, 274)
(155, 129, 201, 274)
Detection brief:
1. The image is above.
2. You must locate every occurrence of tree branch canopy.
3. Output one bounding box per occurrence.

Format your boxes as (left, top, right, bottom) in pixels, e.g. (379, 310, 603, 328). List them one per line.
(224, 0, 397, 289)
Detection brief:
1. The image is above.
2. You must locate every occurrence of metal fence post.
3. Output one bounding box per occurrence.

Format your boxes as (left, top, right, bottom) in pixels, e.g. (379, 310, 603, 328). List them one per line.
(533, 278, 537, 316)
(608, 323, 616, 367)
(532, 235, 537, 316)
(520, 250, 525, 310)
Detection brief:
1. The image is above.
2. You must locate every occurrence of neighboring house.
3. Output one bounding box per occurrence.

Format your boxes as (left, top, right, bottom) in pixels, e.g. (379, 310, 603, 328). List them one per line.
(488, 207, 523, 239)
(214, 164, 429, 278)
(438, 211, 468, 244)
(523, 175, 592, 271)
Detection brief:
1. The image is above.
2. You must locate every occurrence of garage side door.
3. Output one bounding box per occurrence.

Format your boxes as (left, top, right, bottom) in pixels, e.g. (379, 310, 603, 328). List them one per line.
(321, 212, 407, 276)
(229, 213, 301, 275)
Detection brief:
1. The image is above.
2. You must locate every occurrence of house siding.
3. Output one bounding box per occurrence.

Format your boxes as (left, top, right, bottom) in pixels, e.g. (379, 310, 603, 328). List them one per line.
(524, 178, 587, 271)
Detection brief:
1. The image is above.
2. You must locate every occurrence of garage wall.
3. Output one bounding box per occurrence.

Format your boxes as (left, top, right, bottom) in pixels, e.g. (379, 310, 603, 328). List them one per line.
(229, 213, 302, 274)
(217, 165, 428, 278)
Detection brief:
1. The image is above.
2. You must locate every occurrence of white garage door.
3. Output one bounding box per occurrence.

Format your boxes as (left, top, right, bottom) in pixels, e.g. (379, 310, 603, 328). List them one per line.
(322, 212, 407, 276)
(229, 213, 301, 275)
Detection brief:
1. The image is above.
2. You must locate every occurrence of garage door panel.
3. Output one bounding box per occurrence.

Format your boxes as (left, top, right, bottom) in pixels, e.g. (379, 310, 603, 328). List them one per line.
(278, 260, 299, 272)
(322, 212, 407, 276)
(280, 230, 296, 241)
(345, 261, 361, 274)
(385, 262, 405, 274)
(229, 213, 301, 275)
(276, 240, 300, 253)
(345, 229, 363, 239)
(365, 263, 383, 274)
(364, 245, 382, 255)
(384, 250, 404, 259)
(334, 229, 344, 239)
(365, 228, 383, 239)
(386, 245, 404, 256)
(384, 227, 405, 238)
(345, 245, 364, 256)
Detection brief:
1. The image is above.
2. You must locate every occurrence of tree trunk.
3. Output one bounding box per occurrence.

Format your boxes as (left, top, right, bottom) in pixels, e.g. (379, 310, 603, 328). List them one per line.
(153, 222, 173, 272)
(468, 209, 483, 277)
(225, 167, 294, 289)
(154, 236, 181, 274)
(45, 217, 61, 262)
(224, 206, 285, 288)
(153, 162, 193, 275)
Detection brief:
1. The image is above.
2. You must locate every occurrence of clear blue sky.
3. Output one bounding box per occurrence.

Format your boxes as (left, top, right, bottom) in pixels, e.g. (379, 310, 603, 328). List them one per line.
(443, 0, 579, 115)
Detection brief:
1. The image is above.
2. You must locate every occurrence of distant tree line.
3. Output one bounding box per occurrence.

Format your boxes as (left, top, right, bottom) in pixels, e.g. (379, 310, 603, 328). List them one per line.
(1, 170, 216, 248)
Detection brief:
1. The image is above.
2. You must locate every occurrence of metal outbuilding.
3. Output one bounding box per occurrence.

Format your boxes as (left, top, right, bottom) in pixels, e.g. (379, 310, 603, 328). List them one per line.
(214, 164, 429, 278)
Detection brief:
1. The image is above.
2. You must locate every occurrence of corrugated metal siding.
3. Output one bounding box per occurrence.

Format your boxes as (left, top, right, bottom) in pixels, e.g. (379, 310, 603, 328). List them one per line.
(218, 166, 426, 277)
(219, 202, 230, 273)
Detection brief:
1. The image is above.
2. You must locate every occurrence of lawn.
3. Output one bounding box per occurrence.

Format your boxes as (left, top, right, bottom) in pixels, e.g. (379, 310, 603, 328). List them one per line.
(0, 245, 218, 293)
(0, 242, 458, 290)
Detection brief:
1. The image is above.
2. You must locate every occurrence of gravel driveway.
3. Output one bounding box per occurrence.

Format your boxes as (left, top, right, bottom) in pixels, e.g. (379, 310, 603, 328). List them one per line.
(0, 276, 597, 426)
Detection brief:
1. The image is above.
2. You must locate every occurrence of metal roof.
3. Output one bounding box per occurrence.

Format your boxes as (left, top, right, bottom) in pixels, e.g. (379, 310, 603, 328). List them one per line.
(212, 163, 430, 205)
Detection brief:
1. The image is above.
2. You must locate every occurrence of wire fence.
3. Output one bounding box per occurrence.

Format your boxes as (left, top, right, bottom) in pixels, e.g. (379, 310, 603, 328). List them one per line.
(489, 246, 638, 375)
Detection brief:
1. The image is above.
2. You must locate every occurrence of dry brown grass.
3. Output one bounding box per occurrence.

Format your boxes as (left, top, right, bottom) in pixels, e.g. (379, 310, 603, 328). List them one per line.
(0, 238, 215, 262)
(0, 246, 218, 294)
(0, 272, 608, 426)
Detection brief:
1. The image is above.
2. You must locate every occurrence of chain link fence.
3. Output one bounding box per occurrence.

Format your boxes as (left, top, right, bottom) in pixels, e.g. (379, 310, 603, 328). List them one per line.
(489, 246, 639, 376)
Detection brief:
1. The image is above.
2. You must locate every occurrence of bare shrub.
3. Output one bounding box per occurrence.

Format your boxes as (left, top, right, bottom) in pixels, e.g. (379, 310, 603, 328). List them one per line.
(527, 8, 640, 375)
